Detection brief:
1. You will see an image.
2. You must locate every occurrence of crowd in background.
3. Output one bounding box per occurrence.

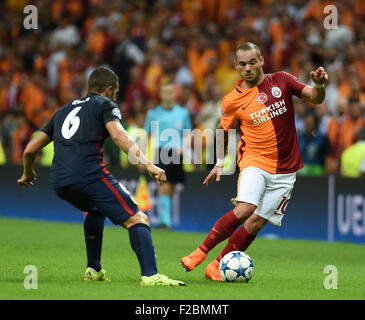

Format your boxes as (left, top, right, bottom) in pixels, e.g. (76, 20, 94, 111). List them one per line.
(0, 0, 364, 176)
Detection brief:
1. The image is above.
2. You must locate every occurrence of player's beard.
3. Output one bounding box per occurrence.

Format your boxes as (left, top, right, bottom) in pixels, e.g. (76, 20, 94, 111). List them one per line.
(243, 71, 258, 84)
(242, 69, 263, 86)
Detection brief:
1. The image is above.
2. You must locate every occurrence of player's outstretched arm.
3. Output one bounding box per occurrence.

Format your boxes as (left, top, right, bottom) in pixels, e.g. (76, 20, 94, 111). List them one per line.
(17, 132, 52, 187)
(106, 121, 166, 185)
(301, 66, 328, 104)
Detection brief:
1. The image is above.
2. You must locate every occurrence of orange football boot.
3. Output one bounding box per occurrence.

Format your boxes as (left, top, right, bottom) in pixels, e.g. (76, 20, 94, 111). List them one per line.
(204, 259, 223, 281)
(180, 247, 207, 271)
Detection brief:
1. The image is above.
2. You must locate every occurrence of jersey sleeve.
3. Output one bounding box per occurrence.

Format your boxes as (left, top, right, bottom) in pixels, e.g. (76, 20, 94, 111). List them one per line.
(102, 100, 122, 125)
(220, 96, 237, 131)
(279, 71, 306, 98)
(41, 116, 55, 140)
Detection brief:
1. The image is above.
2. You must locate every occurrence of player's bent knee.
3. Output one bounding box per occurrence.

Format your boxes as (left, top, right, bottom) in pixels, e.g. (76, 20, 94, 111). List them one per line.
(233, 202, 256, 222)
(121, 211, 150, 229)
(244, 214, 267, 235)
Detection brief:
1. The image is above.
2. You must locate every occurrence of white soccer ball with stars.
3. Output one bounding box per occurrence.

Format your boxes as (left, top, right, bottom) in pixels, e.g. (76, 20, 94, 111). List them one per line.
(219, 251, 254, 282)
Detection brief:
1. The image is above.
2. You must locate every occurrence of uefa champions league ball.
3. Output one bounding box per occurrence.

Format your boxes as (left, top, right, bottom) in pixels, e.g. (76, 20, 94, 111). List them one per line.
(219, 251, 254, 282)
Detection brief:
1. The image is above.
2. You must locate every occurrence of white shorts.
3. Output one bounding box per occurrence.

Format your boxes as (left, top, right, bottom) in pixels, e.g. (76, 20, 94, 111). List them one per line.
(233, 167, 296, 226)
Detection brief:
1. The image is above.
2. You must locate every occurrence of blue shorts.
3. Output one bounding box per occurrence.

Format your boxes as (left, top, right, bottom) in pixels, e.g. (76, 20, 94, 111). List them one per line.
(54, 174, 139, 225)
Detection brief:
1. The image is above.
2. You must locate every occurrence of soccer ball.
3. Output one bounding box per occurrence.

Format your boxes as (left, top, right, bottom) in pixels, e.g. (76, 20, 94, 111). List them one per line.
(219, 251, 254, 282)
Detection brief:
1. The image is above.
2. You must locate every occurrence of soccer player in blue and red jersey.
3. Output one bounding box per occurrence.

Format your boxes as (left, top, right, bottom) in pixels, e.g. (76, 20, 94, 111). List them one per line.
(17, 67, 185, 286)
(181, 42, 328, 281)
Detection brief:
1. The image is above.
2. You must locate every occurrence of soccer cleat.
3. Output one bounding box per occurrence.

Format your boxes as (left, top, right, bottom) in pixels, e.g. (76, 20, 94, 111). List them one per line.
(180, 247, 207, 272)
(205, 259, 223, 281)
(141, 273, 186, 287)
(83, 267, 110, 281)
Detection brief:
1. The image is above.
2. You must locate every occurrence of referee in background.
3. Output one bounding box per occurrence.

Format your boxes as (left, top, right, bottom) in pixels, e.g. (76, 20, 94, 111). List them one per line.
(145, 82, 192, 229)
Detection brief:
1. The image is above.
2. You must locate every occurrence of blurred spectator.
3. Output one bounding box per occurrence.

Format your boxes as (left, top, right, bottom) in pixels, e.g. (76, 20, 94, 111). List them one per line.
(179, 0, 204, 26)
(85, 52, 110, 82)
(144, 52, 164, 99)
(293, 99, 307, 135)
(297, 111, 332, 176)
(187, 33, 218, 93)
(0, 74, 9, 114)
(174, 52, 194, 87)
(1, 113, 16, 162)
(196, 84, 223, 132)
(315, 103, 340, 173)
(11, 113, 33, 164)
(112, 30, 145, 99)
(47, 43, 67, 90)
(123, 65, 150, 118)
(0, 0, 364, 177)
(214, 52, 239, 95)
(86, 22, 106, 55)
(39, 96, 59, 126)
(341, 127, 365, 178)
(178, 84, 201, 119)
(0, 117, 6, 164)
(19, 73, 46, 128)
(49, 17, 80, 49)
(195, 83, 223, 168)
(324, 14, 354, 61)
(323, 66, 340, 115)
(339, 98, 365, 152)
(201, 0, 240, 27)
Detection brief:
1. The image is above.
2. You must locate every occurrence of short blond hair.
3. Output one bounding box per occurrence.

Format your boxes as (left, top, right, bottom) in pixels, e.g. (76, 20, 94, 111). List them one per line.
(235, 42, 261, 58)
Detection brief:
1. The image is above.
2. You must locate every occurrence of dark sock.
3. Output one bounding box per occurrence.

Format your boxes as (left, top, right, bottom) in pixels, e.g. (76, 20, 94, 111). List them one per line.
(217, 224, 256, 261)
(83, 212, 105, 272)
(128, 223, 158, 277)
(199, 210, 242, 254)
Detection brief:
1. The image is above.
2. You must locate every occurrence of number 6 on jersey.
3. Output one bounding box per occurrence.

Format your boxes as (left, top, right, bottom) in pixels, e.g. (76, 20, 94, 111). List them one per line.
(62, 107, 82, 139)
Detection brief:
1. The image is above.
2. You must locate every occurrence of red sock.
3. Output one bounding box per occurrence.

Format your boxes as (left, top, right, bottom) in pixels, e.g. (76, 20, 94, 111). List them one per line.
(199, 210, 241, 254)
(217, 224, 256, 261)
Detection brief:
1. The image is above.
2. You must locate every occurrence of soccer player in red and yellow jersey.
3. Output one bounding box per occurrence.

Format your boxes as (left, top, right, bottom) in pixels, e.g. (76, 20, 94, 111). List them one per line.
(181, 42, 328, 281)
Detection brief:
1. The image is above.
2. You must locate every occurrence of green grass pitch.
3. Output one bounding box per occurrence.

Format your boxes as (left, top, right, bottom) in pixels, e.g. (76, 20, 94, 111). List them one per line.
(0, 217, 364, 300)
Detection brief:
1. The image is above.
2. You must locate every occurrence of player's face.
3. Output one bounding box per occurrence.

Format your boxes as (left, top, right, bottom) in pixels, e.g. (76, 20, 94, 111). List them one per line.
(235, 49, 264, 84)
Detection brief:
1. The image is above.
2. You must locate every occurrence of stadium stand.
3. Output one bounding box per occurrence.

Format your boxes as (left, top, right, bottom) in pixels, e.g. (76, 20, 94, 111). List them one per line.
(0, 0, 364, 175)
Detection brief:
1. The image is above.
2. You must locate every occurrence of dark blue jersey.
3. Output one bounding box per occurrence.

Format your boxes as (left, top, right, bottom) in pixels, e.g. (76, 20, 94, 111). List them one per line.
(41, 93, 122, 188)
